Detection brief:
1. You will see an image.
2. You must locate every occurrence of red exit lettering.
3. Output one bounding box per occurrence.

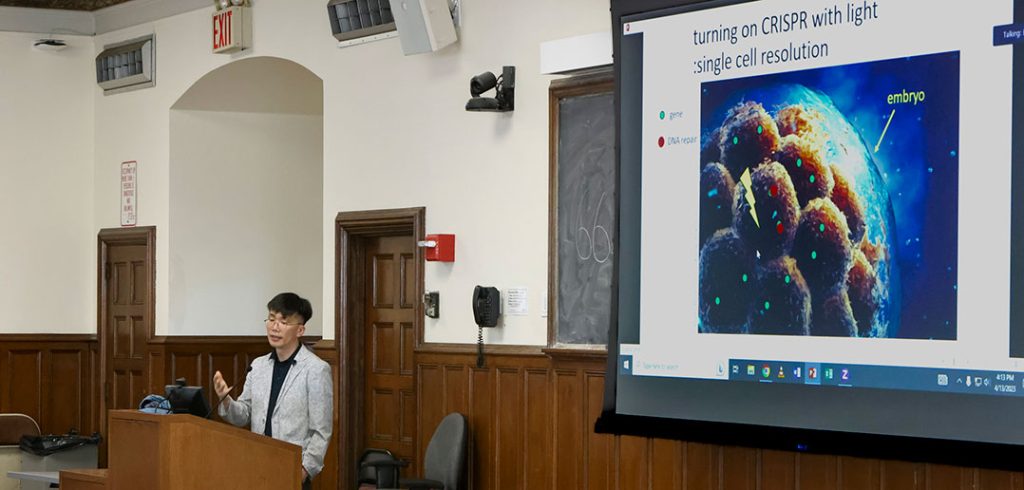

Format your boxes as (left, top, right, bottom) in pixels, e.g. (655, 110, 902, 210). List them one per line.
(212, 10, 233, 50)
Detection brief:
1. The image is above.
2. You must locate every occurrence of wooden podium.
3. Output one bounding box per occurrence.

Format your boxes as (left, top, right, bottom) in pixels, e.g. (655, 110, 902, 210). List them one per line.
(61, 410, 302, 489)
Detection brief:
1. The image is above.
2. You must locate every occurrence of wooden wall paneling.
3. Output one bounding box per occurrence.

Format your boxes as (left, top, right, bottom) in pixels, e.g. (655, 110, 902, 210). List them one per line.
(312, 340, 339, 490)
(840, 456, 881, 490)
(0, 336, 96, 436)
(554, 368, 583, 489)
(494, 367, 523, 490)
(796, 453, 839, 489)
(585, 371, 613, 490)
(417, 362, 444, 479)
(89, 342, 100, 434)
(469, 365, 493, 490)
(616, 435, 649, 490)
(49, 349, 83, 434)
(684, 442, 720, 490)
(721, 445, 757, 490)
(930, 466, 971, 490)
(649, 437, 682, 489)
(881, 460, 922, 490)
(524, 368, 552, 488)
(13, 337, 1024, 490)
(443, 365, 469, 427)
(761, 450, 796, 490)
(977, 468, 1019, 490)
(7, 349, 42, 424)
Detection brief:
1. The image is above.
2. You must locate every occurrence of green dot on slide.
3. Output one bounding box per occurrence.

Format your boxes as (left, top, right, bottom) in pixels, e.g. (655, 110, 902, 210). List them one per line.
(742, 274, 748, 283)
(659, 111, 665, 119)
(819, 223, 825, 232)
(733, 136, 739, 145)
(764, 301, 771, 310)
(797, 158, 803, 168)
(785, 275, 791, 284)
(811, 251, 817, 260)
(715, 296, 721, 305)
(810, 174, 816, 183)
(757, 125, 763, 134)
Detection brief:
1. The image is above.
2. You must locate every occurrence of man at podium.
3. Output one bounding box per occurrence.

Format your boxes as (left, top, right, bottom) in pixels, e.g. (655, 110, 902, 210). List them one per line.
(213, 293, 333, 490)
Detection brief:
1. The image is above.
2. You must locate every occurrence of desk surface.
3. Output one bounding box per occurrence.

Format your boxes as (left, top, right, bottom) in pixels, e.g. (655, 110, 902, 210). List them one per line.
(6, 470, 60, 483)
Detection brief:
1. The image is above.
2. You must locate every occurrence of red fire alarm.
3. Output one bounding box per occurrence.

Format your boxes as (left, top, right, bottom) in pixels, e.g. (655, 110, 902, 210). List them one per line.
(419, 234, 455, 262)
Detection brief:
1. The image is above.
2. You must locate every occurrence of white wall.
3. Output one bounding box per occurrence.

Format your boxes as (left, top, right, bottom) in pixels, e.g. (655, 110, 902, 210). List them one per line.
(0, 32, 95, 333)
(169, 110, 323, 336)
(89, 0, 609, 343)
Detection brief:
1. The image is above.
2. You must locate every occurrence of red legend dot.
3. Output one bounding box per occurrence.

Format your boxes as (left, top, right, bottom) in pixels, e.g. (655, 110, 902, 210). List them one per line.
(658, 136, 665, 147)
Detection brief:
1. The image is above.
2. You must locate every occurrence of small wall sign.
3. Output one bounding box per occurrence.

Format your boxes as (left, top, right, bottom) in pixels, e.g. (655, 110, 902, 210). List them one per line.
(121, 161, 137, 227)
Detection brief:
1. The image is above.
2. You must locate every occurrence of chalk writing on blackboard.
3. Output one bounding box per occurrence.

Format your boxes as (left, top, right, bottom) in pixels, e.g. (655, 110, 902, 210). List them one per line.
(550, 77, 615, 347)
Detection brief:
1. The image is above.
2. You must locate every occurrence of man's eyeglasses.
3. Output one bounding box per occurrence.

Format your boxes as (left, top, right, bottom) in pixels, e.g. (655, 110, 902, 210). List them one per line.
(265, 318, 303, 328)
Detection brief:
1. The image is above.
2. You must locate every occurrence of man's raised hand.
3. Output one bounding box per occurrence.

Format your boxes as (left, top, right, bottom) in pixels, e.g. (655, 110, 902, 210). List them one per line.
(213, 370, 233, 399)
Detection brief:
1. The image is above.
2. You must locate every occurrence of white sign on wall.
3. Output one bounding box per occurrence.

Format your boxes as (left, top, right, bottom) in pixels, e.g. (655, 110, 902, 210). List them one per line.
(121, 161, 137, 227)
(506, 287, 529, 316)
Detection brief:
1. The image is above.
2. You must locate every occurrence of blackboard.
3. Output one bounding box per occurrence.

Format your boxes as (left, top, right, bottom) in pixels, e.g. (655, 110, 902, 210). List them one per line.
(548, 75, 615, 346)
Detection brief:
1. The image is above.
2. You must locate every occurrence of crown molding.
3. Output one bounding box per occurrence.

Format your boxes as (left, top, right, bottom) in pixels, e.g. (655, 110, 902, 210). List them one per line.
(93, 0, 208, 34)
(0, 0, 209, 36)
(0, 6, 94, 35)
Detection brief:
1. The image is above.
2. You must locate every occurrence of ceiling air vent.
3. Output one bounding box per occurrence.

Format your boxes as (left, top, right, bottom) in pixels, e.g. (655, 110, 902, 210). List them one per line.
(96, 35, 154, 95)
(327, 0, 398, 47)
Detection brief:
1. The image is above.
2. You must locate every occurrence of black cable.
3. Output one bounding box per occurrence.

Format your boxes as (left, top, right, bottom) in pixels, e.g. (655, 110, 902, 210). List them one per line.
(477, 325, 485, 368)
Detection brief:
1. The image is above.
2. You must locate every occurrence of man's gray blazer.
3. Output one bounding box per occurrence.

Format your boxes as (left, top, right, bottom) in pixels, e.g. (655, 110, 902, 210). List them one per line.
(219, 345, 333, 479)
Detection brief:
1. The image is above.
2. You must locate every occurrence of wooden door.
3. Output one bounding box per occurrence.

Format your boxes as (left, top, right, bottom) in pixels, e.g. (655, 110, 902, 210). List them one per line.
(97, 227, 154, 465)
(104, 244, 151, 410)
(362, 235, 417, 473)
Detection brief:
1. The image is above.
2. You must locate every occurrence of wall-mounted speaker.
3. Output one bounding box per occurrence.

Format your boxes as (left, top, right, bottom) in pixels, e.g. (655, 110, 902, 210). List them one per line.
(391, 0, 457, 55)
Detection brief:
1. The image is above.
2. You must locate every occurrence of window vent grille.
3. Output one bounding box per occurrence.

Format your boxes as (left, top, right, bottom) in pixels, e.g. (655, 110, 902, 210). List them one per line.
(96, 35, 154, 95)
(327, 0, 396, 43)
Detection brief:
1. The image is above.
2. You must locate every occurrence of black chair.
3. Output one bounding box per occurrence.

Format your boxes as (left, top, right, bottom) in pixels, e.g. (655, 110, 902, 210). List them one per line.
(357, 448, 399, 489)
(365, 412, 467, 490)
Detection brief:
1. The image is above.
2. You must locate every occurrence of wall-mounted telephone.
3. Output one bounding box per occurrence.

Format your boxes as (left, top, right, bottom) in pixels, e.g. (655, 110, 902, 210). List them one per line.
(472, 286, 501, 327)
(472, 286, 501, 368)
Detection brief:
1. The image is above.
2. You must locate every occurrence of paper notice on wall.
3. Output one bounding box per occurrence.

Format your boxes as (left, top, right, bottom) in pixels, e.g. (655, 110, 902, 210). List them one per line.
(121, 161, 137, 227)
(506, 287, 528, 316)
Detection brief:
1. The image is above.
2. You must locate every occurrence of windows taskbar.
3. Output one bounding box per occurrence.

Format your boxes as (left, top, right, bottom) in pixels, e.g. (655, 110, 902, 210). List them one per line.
(728, 359, 1022, 397)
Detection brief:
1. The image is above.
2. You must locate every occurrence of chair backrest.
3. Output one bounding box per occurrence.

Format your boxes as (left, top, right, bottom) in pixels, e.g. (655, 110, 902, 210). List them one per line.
(0, 414, 40, 445)
(357, 448, 398, 489)
(422, 412, 467, 490)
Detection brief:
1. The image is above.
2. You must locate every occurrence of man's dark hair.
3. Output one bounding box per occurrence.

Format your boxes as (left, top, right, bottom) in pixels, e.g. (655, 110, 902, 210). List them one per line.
(267, 292, 313, 325)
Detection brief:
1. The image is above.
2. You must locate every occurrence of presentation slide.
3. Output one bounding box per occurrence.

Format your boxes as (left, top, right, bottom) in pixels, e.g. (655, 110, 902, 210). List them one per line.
(613, 0, 1024, 446)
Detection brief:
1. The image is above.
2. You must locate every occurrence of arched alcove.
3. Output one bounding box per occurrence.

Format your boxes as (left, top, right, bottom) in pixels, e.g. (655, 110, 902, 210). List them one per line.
(169, 57, 324, 336)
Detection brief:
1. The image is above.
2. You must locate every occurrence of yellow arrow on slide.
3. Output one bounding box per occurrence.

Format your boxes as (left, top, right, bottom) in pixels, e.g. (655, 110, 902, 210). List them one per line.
(739, 167, 759, 228)
(875, 109, 895, 153)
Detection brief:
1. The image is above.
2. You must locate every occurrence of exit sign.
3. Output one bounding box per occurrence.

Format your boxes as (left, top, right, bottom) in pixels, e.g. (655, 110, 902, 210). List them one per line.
(212, 6, 251, 53)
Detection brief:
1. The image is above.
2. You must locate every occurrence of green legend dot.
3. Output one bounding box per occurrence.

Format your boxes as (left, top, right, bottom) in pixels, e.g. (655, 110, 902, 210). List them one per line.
(732, 136, 739, 145)
(785, 275, 791, 284)
(764, 301, 771, 311)
(715, 297, 721, 305)
(757, 125, 763, 134)
(742, 274, 748, 283)
(819, 223, 826, 232)
(796, 158, 803, 168)
(809, 174, 816, 183)
(811, 251, 818, 260)
(659, 111, 665, 120)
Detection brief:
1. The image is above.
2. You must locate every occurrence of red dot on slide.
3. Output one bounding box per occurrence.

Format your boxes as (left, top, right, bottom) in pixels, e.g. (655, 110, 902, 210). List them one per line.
(769, 185, 778, 197)
(658, 136, 665, 148)
(776, 223, 784, 234)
